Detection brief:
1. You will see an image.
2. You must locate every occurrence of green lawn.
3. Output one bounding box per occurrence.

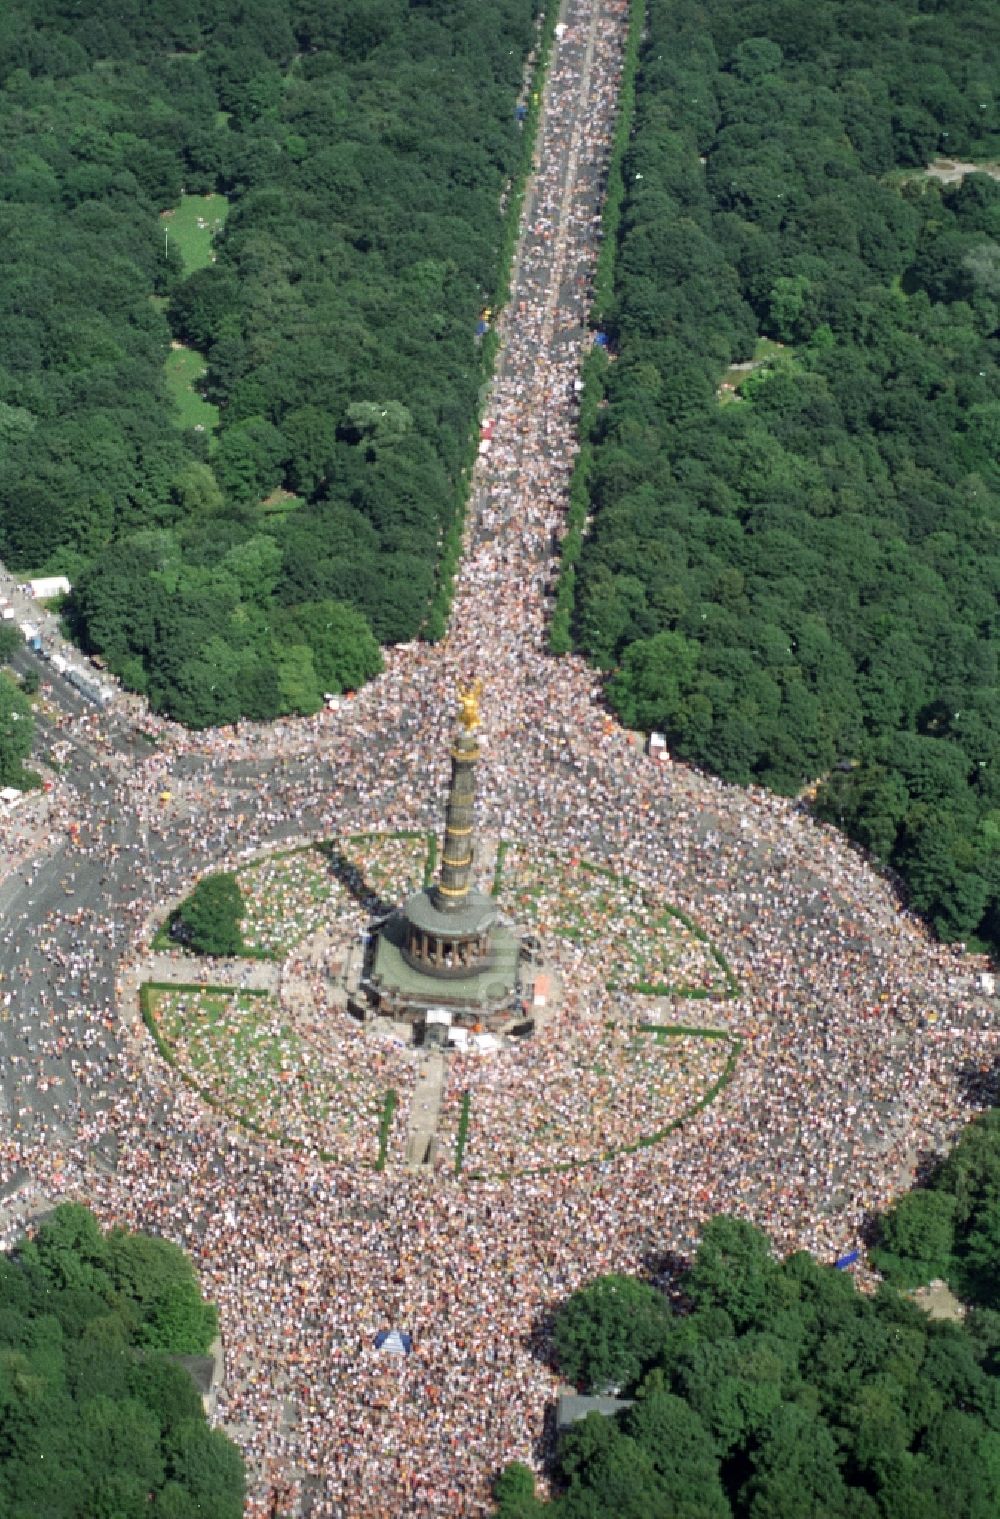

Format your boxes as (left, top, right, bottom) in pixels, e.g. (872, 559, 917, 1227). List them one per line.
(159, 196, 227, 439)
(493, 844, 735, 997)
(143, 980, 408, 1164)
(162, 192, 229, 276)
(164, 345, 218, 435)
(719, 337, 793, 404)
(260, 488, 304, 516)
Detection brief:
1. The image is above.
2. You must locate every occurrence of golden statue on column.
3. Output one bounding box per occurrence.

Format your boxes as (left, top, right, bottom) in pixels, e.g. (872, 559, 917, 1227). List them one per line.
(456, 677, 483, 732)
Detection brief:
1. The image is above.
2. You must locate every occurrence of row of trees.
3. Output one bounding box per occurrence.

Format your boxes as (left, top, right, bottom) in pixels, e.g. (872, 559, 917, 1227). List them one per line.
(0, 622, 36, 788)
(0, 1202, 244, 1517)
(567, 0, 1000, 954)
(495, 1213, 1000, 1519)
(0, 0, 542, 724)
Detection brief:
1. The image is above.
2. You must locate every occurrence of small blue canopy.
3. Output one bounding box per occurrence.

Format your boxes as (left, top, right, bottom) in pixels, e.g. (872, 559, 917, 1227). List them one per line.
(593, 331, 609, 347)
(834, 1250, 861, 1271)
(476, 319, 488, 336)
(374, 1329, 413, 1355)
(515, 103, 528, 120)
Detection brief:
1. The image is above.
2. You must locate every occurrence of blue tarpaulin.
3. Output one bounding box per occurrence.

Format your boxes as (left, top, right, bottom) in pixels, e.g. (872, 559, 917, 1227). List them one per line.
(834, 1250, 861, 1270)
(516, 103, 528, 121)
(593, 331, 609, 348)
(374, 1329, 413, 1355)
(476, 319, 488, 336)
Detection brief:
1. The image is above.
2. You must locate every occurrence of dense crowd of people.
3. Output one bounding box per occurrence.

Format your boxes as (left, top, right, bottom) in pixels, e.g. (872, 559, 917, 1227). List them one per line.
(493, 843, 728, 992)
(438, 1022, 732, 1176)
(144, 819, 737, 1175)
(0, 1, 996, 1515)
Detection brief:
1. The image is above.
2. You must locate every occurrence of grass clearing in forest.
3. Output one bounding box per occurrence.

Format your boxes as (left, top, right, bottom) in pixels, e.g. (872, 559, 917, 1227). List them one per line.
(164, 345, 218, 435)
(162, 192, 229, 275)
(160, 195, 227, 441)
(718, 337, 793, 404)
(260, 488, 304, 515)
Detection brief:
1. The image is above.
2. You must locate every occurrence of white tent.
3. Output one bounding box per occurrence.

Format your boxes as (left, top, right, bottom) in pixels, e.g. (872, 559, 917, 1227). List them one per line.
(28, 576, 71, 600)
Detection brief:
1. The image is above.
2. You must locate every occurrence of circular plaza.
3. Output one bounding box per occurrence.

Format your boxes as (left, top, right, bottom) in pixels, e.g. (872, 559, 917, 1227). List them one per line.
(139, 827, 739, 1178)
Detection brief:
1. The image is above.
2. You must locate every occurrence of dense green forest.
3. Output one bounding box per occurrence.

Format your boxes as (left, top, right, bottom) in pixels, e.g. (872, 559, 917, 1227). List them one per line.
(494, 1214, 1000, 1519)
(0, 1202, 244, 1517)
(565, 0, 1000, 955)
(0, 0, 542, 725)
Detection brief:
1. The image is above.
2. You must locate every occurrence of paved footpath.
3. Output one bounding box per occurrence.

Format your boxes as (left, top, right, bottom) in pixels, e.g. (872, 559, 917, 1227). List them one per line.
(138, 953, 282, 993)
(405, 1054, 446, 1168)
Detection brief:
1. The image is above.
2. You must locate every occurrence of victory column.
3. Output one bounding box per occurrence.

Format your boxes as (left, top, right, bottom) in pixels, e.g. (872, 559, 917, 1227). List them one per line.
(363, 679, 529, 1033)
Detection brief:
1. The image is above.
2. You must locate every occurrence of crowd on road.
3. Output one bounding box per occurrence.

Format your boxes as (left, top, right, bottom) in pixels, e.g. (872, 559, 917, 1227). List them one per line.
(0, 1, 996, 1516)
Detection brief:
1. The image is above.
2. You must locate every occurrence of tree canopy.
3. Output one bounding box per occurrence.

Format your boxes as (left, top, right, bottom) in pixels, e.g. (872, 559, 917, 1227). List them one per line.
(0, 0, 542, 725)
(0, 671, 36, 788)
(169, 870, 245, 956)
(0, 1202, 242, 1518)
(496, 1214, 1000, 1519)
(873, 1105, 1000, 1308)
(567, 0, 1000, 956)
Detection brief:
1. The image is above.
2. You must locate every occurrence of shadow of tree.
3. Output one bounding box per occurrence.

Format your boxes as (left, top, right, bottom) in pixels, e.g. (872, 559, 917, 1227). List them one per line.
(524, 1300, 558, 1374)
(641, 1246, 694, 1307)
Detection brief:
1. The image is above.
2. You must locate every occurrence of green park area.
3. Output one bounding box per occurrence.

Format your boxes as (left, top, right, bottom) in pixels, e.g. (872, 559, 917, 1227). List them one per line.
(164, 343, 218, 435)
(142, 981, 402, 1164)
(235, 847, 340, 954)
(331, 831, 434, 903)
(162, 193, 229, 275)
(160, 835, 435, 961)
(165, 833, 732, 1001)
(159, 194, 229, 442)
(494, 843, 735, 998)
(717, 336, 792, 404)
(151, 831, 737, 1171)
(442, 1025, 739, 1179)
(259, 487, 304, 517)
(235, 833, 432, 953)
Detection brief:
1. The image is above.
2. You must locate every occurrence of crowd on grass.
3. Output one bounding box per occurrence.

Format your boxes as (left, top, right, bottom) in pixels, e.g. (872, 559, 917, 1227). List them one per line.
(0, 2, 997, 1515)
(493, 845, 728, 994)
(152, 814, 736, 1173)
(437, 1023, 733, 1178)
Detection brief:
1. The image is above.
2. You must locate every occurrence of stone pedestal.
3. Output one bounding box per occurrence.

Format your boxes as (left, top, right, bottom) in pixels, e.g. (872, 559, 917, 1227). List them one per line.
(400, 886, 498, 979)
